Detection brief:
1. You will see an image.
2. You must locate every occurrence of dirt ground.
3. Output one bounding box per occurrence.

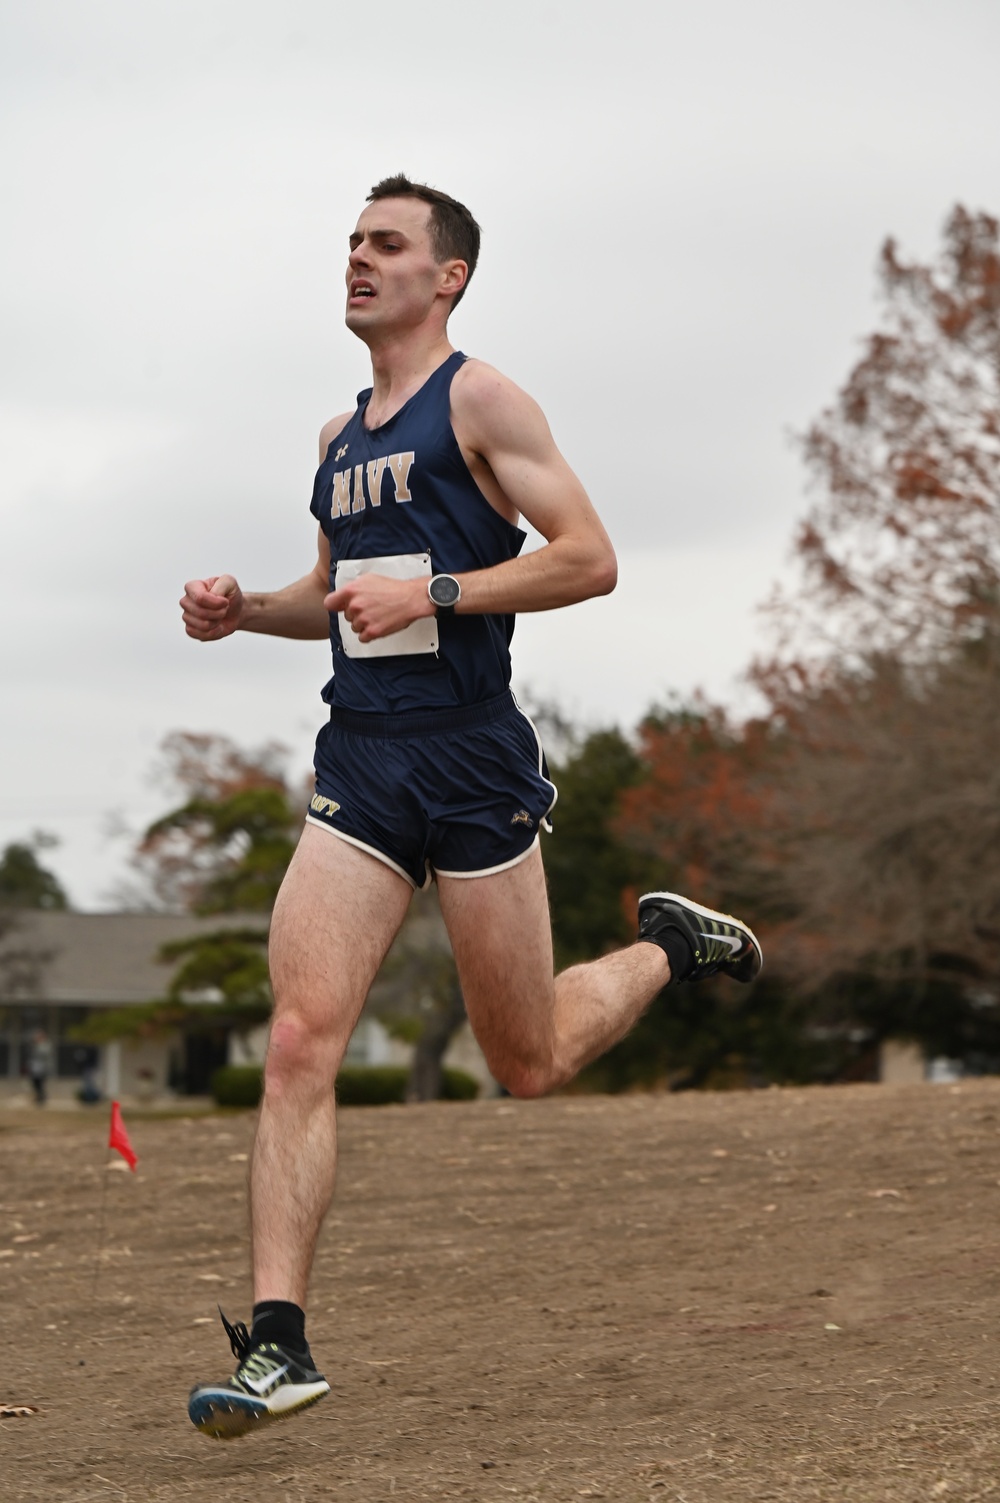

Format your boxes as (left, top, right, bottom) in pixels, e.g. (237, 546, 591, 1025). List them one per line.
(3, 1082, 1000, 1502)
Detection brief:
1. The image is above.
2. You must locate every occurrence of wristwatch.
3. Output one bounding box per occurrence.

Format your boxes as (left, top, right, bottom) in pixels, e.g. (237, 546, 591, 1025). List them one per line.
(428, 574, 461, 616)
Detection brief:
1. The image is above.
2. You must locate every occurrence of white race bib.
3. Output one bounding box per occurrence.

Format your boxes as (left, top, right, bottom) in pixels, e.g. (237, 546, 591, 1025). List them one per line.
(335, 553, 439, 659)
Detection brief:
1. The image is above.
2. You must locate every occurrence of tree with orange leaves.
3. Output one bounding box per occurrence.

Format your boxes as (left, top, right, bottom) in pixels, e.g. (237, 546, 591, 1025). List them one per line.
(616, 704, 774, 921)
(750, 207, 1000, 1066)
(591, 705, 826, 1091)
(606, 209, 1000, 1085)
(763, 205, 1000, 682)
(130, 732, 299, 914)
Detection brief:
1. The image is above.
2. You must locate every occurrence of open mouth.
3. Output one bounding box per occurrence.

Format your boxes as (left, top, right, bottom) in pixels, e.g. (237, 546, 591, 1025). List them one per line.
(350, 279, 376, 301)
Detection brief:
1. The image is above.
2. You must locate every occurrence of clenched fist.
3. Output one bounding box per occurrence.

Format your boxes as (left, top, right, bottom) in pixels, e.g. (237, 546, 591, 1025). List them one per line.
(180, 575, 244, 641)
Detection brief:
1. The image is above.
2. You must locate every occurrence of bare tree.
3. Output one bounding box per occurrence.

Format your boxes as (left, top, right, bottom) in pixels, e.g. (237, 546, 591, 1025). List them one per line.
(765, 640, 1000, 992)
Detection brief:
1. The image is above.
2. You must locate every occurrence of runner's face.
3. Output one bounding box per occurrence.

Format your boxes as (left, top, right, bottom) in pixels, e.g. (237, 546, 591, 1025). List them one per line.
(345, 198, 461, 335)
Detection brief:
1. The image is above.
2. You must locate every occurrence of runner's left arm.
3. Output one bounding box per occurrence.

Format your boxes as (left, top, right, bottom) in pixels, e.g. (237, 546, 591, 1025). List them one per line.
(326, 362, 617, 641)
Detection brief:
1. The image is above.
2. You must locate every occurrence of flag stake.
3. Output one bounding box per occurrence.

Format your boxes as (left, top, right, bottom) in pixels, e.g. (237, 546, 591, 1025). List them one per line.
(93, 1101, 138, 1296)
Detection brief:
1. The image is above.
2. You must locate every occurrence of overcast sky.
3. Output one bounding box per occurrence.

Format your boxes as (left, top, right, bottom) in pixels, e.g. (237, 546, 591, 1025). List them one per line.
(3, 0, 999, 909)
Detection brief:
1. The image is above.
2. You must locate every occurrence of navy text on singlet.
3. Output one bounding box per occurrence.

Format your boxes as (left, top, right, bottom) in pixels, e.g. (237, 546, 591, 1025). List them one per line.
(309, 351, 526, 714)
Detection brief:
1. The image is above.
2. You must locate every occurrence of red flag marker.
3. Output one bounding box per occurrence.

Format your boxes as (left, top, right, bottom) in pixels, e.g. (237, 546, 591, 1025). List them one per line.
(108, 1100, 138, 1171)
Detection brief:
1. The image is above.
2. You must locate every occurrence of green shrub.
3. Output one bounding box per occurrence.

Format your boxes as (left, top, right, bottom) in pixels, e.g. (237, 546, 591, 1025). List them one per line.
(440, 1067, 479, 1101)
(210, 1065, 263, 1108)
(210, 1062, 479, 1108)
(336, 1065, 480, 1104)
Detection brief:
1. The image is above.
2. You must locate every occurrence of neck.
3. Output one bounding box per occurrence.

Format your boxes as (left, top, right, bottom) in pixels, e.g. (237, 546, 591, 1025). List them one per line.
(362, 325, 456, 424)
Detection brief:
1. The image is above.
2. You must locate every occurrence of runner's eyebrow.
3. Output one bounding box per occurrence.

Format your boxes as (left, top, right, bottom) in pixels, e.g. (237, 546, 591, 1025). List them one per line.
(348, 228, 408, 249)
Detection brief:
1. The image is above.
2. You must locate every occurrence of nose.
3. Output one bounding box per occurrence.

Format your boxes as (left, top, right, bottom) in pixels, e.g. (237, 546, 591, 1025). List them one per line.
(348, 239, 370, 270)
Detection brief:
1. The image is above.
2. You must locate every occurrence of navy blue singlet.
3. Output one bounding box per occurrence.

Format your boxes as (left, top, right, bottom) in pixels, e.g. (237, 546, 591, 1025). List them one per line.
(309, 351, 526, 715)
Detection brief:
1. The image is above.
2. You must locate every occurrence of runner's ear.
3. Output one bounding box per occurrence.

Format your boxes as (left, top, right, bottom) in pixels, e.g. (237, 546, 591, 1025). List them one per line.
(440, 260, 468, 301)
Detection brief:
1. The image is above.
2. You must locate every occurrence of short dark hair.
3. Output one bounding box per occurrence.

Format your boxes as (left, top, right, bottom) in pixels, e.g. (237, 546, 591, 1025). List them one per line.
(366, 174, 481, 308)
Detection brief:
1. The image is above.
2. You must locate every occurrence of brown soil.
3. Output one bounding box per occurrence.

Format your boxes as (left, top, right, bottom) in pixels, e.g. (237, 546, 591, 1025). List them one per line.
(3, 1081, 1000, 1502)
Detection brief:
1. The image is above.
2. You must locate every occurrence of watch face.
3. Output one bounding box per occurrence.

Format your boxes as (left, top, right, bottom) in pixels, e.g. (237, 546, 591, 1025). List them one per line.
(430, 574, 461, 608)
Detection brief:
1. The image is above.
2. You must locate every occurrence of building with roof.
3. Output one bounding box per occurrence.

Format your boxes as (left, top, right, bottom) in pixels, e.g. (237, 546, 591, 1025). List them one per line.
(0, 911, 269, 1104)
(0, 907, 489, 1105)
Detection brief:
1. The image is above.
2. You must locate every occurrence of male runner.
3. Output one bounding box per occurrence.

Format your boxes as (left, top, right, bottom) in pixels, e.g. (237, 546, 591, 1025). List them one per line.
(181, 175, 762, 1439)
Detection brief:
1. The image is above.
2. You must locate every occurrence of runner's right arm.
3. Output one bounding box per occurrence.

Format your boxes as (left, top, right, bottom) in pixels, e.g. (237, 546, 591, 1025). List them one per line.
(180, 528, 331, 642)
(180, 414, 350, 643)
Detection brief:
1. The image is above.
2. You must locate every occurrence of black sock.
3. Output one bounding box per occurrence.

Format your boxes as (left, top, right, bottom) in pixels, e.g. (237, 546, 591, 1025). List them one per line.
(640, 926, 695, 986)
(251, 1300, 307, 1355)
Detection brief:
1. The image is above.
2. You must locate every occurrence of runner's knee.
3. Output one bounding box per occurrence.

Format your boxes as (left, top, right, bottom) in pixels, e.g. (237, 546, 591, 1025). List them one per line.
(487, 1048, 567, 1100)
(264, 1011, 342, 1097)
(499, 1066, 551, 1099)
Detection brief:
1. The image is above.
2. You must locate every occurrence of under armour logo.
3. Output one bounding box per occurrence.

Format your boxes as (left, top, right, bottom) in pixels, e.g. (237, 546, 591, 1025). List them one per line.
(334, 444, 349, 461)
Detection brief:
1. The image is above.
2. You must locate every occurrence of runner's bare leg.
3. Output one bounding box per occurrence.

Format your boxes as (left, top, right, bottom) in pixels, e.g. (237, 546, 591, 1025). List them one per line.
(251, 824, 413, 1305)
(438, 845, 669, 1097)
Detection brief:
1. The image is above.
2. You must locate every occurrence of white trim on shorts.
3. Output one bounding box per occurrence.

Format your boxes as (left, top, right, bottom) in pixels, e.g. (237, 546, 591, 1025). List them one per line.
(304, 814, 431, 891)
(434, 831, 541, 882)
(434, 700, 557, 880)
(511, 692, 559, 832)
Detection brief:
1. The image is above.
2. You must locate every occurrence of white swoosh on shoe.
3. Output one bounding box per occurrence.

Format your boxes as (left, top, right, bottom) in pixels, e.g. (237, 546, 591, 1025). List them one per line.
(699, 931, 744, 955)
(242, 1363, 290, 1395)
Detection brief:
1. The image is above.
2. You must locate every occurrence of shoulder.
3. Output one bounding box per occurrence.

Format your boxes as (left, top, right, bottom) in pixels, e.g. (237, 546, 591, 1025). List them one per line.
(451, 358, 542, 416)
(450, 359, 551, 452)
(318, 409, 356, 463)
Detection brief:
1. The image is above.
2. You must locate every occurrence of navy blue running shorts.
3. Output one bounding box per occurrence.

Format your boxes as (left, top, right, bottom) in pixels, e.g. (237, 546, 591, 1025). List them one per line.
(306, 691, 557, 889)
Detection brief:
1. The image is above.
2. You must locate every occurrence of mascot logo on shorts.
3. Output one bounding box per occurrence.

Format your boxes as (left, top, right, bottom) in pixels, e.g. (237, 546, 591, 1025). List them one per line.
(510, 809, 534, 828)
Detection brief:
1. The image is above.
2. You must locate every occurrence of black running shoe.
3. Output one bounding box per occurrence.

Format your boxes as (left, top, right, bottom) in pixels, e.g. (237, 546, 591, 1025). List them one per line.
(638, 892, 763, 984)
(188, 1310, 330, 1440)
